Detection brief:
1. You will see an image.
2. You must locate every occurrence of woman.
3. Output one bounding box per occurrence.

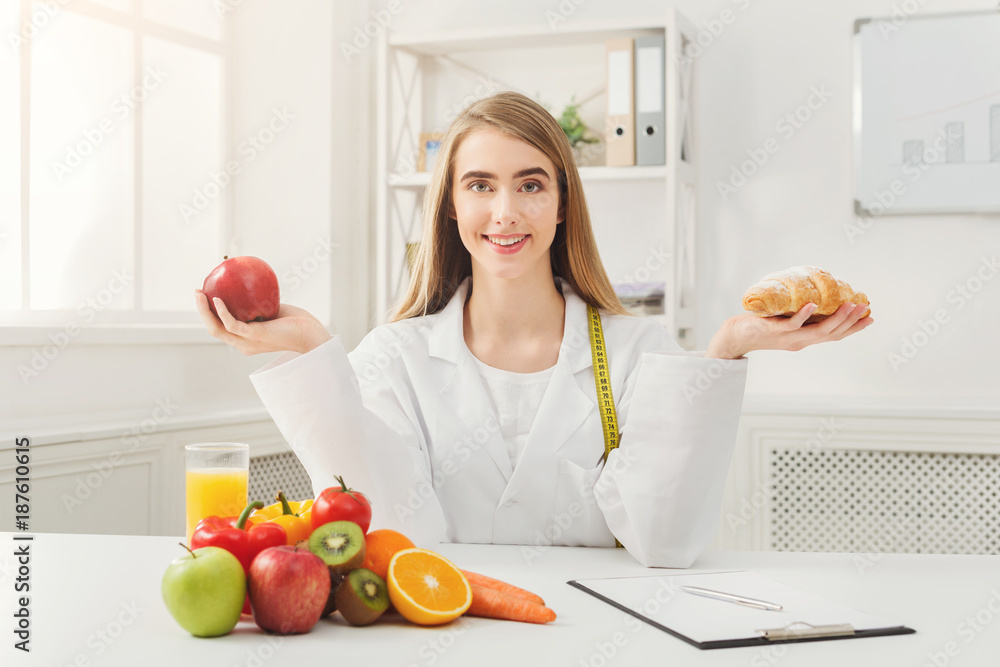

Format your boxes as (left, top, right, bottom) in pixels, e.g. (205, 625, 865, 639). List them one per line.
(196, 92, 872, 567)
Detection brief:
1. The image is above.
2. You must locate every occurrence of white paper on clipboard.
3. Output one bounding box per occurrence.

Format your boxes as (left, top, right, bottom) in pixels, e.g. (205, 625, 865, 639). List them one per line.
(571, 570, 908, 646)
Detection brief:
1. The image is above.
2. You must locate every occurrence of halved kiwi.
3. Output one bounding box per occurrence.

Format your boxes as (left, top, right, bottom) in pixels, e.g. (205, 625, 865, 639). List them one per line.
(335, 568, 389, 626)
(308, 521, 366, 575)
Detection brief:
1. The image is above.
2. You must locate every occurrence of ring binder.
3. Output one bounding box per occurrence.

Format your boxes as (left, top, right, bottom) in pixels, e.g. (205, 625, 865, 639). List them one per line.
(604, 37, 635, 166)
(634, 35, 665, 166)
(758, 622, 856, 641)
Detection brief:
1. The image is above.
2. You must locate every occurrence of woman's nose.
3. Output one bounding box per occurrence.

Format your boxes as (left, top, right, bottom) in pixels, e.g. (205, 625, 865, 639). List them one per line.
(492, 189, 517, 226)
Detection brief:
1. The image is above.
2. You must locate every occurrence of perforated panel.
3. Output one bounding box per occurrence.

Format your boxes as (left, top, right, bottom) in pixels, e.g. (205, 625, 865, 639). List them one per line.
(768, 448, 1000, 554)
(249, 452, 313, 505)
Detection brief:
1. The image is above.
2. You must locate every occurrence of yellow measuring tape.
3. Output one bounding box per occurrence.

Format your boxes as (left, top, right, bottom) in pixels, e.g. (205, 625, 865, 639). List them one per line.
(587, 305, 623, 549)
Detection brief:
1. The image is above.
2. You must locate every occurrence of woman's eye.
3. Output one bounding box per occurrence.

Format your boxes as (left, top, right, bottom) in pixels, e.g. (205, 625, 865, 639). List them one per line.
(471, 182, 490, 193)
(521, 182, 540, 193)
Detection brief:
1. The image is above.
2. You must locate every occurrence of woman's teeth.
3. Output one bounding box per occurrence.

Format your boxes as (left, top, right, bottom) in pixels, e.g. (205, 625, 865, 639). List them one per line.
(487, 235, 526, 246)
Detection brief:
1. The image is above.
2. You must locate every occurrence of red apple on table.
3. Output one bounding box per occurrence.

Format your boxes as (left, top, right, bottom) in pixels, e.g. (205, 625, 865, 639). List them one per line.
(202, 255, 280, 323)
(249, 545, 330, 634)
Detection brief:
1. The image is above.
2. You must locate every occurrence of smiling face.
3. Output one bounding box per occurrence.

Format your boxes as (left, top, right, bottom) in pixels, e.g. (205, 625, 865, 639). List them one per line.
(449, 129, 563, 283)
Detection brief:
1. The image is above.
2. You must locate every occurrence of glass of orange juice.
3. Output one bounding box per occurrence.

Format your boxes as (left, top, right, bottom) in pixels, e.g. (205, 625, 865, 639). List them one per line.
(185, 443, 249, 544)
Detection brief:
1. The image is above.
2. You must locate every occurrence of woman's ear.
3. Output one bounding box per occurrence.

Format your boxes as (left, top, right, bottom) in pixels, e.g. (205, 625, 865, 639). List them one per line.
(448, 201, 457, 219)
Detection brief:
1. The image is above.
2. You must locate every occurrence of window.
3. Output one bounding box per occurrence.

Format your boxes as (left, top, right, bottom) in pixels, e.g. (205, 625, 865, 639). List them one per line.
(2, 0, 230, 327)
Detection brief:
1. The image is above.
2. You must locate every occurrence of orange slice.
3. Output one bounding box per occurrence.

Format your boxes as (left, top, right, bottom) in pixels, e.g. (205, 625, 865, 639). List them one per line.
(386, 548, 472, 625)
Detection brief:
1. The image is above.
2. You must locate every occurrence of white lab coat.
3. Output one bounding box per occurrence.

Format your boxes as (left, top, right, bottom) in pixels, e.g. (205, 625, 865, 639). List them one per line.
(250, 277, 748, 568)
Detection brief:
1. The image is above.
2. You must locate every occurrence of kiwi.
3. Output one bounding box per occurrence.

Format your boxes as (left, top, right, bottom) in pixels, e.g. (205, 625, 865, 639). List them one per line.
(308, 521, 366, 575)
(320, 570, 345, 618)
(335, 568, 390, 626)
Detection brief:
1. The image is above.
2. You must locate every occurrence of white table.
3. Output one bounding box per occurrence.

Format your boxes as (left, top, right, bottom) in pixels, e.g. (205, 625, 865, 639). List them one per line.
(2, 532, 998, 666)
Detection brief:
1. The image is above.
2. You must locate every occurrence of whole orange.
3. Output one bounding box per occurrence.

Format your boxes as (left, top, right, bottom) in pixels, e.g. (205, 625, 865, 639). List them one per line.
(361, 529, 415, 580)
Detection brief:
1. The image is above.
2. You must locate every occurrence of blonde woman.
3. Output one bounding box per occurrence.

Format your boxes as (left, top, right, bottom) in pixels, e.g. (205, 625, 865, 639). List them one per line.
(196, 91, 872, 567)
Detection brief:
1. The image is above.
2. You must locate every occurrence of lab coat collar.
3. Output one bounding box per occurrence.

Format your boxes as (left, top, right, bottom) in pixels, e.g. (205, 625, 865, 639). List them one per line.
(429, 276, 596, 490)
(426, 276, 594, 374)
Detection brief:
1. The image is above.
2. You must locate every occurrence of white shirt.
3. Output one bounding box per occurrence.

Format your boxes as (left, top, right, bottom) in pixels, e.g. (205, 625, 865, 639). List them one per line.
(470, 354, 555, 471)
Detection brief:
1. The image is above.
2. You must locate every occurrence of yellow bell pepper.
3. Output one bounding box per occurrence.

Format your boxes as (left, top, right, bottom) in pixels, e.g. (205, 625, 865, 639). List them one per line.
(250, 492, 313, 546)
(250, 494, 313, 521)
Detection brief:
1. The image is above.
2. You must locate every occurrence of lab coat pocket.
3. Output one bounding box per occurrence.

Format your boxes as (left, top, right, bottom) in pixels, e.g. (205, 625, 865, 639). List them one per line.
(552, 459, 616, 547)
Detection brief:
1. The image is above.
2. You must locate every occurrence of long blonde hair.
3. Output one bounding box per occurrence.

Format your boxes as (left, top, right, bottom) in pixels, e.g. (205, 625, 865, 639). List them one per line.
(391, 91, 627, 321)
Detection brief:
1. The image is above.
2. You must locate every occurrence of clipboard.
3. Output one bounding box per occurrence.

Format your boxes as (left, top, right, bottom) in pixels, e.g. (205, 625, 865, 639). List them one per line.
(568, 570, 916, 650)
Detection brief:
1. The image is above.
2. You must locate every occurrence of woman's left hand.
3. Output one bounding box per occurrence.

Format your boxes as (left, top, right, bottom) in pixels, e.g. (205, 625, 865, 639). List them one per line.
(705, 302, 874, 359)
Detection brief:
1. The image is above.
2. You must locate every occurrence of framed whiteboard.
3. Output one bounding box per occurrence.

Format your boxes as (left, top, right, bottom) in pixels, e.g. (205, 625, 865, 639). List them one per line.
(854, 8, 1000, 215)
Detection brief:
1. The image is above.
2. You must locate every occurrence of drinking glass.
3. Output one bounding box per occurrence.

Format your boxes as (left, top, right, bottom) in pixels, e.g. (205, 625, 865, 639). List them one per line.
(185, 443, 249, 544)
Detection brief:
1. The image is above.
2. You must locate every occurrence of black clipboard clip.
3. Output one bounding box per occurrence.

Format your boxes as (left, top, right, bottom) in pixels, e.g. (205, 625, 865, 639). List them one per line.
(758, 622, 856, 641)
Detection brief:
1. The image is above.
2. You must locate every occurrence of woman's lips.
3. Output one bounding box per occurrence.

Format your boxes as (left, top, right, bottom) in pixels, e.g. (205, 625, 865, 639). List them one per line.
(483, 234, 528, 254)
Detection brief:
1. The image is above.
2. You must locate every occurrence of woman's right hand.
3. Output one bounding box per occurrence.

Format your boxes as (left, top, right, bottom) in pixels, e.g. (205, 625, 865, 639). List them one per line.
(195, 289, 332, 355)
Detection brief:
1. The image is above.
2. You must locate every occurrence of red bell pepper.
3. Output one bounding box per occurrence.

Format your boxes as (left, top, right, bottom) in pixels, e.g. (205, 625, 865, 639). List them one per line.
(190, 500, 287, 573)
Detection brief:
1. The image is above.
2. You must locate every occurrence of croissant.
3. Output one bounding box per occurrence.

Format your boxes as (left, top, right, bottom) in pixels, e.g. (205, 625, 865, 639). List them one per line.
(742, 266, 871, 323)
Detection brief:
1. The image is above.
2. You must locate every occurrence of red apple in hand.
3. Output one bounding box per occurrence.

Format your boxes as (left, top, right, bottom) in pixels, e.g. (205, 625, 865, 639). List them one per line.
(249, 545, 330, 634)
(202, 255, 280, 322)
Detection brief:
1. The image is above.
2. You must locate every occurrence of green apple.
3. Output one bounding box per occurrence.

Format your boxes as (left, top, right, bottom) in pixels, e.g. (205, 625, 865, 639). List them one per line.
(162, 544, 245, 637)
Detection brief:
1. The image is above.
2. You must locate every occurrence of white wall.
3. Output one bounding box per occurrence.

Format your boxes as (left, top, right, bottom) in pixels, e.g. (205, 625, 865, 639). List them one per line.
(385, 0, 1000, 401)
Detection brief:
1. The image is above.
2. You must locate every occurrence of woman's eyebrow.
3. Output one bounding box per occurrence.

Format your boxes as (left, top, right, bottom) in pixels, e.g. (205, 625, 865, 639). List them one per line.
(459, 167, 551, 182)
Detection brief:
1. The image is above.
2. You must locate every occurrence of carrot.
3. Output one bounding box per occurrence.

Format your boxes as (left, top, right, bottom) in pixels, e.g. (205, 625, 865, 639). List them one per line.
(465, 583, 557, 624)
(459, 569, 546, 606)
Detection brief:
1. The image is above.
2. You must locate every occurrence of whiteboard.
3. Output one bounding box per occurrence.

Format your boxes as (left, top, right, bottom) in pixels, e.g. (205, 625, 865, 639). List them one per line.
(854, 9, 1000, 215)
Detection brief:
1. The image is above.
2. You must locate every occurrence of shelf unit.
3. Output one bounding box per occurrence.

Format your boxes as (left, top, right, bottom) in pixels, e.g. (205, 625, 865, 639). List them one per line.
(375, 10, 698, 346)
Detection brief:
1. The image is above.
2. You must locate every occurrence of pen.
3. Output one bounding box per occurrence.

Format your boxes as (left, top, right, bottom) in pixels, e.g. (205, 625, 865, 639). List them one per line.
(679, 585, 783, 611)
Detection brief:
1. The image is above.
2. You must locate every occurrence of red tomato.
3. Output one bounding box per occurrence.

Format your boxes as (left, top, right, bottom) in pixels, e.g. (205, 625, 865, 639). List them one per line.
(312, 475, 372, 534)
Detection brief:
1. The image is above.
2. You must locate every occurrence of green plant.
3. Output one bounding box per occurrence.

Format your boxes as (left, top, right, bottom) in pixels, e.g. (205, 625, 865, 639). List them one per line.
(544, 95, 599, 148)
